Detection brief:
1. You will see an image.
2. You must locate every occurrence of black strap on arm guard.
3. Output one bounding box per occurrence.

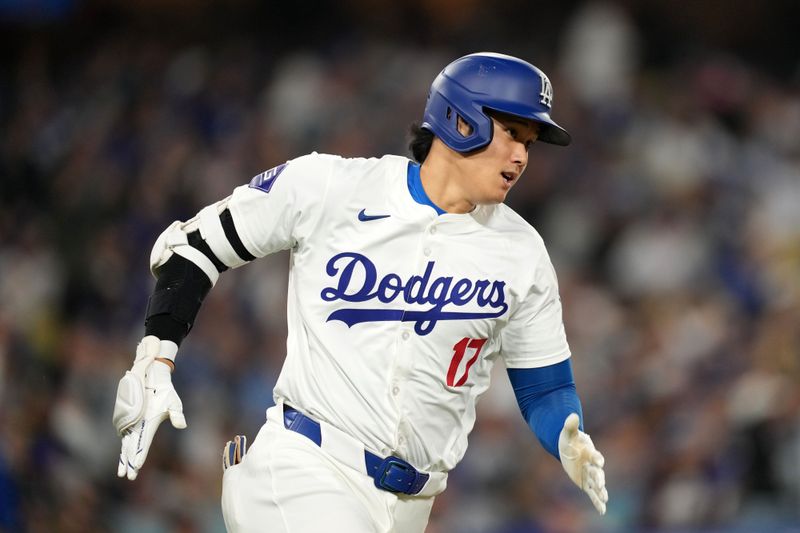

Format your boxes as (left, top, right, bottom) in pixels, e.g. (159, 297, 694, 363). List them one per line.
(220, 209, 256, 262)
(144, 230, 223, 345)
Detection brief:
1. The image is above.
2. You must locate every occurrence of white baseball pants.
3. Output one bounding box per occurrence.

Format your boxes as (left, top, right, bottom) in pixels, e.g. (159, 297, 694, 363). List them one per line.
(221, 407, 435, 532)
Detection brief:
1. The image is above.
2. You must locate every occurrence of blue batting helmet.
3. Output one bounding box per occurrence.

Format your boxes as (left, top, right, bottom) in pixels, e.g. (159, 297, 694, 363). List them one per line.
(421, 52, 571, 152)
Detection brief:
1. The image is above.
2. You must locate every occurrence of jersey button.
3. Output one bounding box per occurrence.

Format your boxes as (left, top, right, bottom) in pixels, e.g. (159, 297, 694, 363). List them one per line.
(401, 331, 410, 340)
(429, 226, 437, 235)
(423, 247, 431, 256)
(392, 386, 400, 396)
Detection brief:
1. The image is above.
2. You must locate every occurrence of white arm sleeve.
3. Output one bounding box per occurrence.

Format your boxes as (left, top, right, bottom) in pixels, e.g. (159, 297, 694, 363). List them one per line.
(226, 153, 336, 258)
(501, 251, 571, 369)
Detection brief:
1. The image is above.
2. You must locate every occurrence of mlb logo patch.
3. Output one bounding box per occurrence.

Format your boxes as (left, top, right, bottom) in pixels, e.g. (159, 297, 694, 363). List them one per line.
(249, 163, 287, 193)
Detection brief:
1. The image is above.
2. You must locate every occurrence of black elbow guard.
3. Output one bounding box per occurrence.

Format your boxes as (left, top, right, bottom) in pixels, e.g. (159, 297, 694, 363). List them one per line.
(144, 251, 213, 345)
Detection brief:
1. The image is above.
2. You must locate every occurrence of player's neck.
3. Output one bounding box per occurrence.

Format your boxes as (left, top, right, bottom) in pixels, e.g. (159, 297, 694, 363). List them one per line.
(419, 143, 476, 214)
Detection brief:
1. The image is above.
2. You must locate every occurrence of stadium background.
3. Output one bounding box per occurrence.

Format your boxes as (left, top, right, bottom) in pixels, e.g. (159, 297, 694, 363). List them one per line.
(1, 0, 799, 531)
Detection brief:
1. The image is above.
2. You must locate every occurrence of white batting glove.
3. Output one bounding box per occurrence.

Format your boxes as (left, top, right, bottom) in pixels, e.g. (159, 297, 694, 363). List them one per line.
(113, 335, 186, 480)
(558, 413, 608, 515)
(222, 435, 248, 471)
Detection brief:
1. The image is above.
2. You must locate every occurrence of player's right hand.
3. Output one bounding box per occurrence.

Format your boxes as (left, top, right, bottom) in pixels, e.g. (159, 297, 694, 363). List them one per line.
(558, 413, 608, 515)
(113, 336, 186, 480)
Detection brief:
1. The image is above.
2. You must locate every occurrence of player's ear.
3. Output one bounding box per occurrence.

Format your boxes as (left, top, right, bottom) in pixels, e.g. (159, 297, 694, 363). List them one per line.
(456, 115, 473, 137)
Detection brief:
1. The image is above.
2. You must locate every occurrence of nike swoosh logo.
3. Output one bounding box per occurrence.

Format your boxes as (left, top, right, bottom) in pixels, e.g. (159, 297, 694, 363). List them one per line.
(358, 209, 390, 222)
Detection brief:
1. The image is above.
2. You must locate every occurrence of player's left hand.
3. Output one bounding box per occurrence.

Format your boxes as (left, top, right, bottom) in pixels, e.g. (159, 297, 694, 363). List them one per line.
(558, 413, 608, 514)
(113, 336, 186, 481)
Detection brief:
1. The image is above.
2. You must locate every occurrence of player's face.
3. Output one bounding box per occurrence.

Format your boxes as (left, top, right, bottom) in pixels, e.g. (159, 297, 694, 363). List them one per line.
(458, 113, 540, 206)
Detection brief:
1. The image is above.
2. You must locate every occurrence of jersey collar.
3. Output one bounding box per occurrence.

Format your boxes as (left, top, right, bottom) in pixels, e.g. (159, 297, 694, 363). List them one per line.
(384, 155, 492, 228)
(407, 162, 445, 215)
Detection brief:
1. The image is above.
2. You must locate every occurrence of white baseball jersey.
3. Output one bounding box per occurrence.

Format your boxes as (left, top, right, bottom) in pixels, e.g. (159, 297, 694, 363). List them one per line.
(224, 152, 570, 473)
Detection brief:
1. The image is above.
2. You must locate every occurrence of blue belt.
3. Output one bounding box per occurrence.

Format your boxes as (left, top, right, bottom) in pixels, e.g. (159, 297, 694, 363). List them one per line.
(283, 406, 430, 495)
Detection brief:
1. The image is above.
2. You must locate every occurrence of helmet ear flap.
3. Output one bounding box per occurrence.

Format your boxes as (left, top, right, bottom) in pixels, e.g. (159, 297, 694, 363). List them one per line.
(421, 89, 493, 152)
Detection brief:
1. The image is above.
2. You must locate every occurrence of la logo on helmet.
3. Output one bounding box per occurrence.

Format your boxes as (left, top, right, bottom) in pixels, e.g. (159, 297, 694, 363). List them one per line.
(540, 74, 553, 108)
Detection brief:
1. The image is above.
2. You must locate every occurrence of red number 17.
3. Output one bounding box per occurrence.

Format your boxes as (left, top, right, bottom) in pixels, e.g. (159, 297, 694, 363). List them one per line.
(446, 337, 487, 387)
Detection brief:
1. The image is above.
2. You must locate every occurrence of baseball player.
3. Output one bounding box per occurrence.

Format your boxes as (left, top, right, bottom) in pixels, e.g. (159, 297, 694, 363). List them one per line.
(113, 52, 608, 532)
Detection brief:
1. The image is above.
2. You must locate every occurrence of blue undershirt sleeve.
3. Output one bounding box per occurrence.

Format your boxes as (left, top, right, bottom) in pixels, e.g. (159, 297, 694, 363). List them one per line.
(507, 359, 583, 460)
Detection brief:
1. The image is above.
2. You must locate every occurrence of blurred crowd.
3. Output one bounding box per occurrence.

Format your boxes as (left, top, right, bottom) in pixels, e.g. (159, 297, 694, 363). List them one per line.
(1, 2, 799, 532)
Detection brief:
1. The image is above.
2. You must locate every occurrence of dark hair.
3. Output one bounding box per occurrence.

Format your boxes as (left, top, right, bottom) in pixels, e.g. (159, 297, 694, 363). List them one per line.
(407, 122, 435, 163)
